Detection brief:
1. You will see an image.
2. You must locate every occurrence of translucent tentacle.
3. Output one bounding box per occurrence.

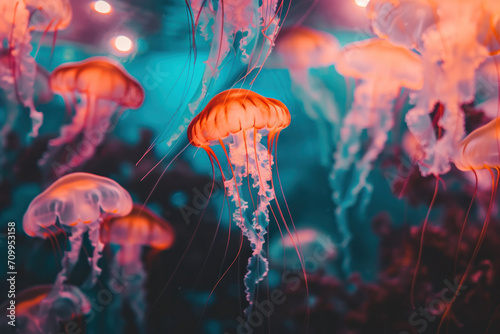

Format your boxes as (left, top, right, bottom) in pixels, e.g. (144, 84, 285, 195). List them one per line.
(225, 130, 274, 316)
(83, 219, 104, 288)
(38, 224, 86, 323)
(330, 81, 394, 275)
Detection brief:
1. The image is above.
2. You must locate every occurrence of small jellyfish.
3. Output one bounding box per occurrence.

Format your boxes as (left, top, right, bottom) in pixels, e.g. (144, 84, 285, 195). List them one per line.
(165, 0, 282, 146)
(23, 172, 133, 290)
(0, 284, 90, 334)
(270, 228, 336, 276)
(331, 38, 423, 275)
(188, 88, 295, 316)
(100, 204, 175, 333)
(267, 26, 341, 165)
(40, 57, 144, 172)
(25, 0, 72, 33)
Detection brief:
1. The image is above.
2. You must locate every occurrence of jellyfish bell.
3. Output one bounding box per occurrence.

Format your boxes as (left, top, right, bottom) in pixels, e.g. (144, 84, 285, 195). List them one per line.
(0, 284, 90, 334)
(270, 228, 337, 274)
(188, 89, 290, 148)
(267, 26, 340, 72)
(335, 38, 423, 94)
(331, 38, 422, 275)
(25, 0, 72, 32)
(453, 118, 500, 172)
(188, 88, 298, 316)
(49, 57, 145, 110)
(23, 172, 133, 288)
(40, 57, 145, 171)
(101, 204, 175, 267)
(366, 0, 437, 50)
(100, 204, 175, 332)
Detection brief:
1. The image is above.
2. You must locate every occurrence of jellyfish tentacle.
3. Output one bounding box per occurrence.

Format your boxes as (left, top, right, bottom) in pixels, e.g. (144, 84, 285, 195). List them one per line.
(125, 258, 147, 332)
(37, 223, 86, 324)
(357, 99, 395, 215)
(224, 130, 274, 316)
(83, 219, 105, 288)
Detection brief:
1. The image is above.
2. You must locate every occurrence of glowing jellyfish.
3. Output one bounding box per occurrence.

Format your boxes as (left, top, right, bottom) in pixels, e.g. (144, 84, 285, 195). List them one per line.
(0, 284, 90, 334)
(270, 228, 336, 275)
(188, 88, 291, 315)
(100, 204, 175, 332)
(25, 0, 72, 33)
(40, 57, 144, 172)
(267, 26, 341, 165)
(331, 38, 423, 274)
(165, 0, 282, 146)
(0, 0, 72, 137)
(367, 0, 493, 176)
(23, 172, 133, 290)
(366, 0, 436, 50)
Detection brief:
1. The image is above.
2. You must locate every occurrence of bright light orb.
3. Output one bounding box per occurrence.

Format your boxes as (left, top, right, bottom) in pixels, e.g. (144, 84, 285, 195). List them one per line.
(355, 0, 370, 7)
(113, 35, 133, 53)
(93, 1, 112, 14)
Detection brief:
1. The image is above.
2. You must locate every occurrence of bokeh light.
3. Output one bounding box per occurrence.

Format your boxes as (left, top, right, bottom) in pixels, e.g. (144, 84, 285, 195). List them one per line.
(355, 0, 370, 7)
(112, 35, 133, 53)
(93, 1, 112, 14)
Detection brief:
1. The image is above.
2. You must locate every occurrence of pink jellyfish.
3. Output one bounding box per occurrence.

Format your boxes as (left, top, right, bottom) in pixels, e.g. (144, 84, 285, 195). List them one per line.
(23, 172, 133, 291)
(366, 0, 436, 50)
(367, 0, 494, 176)
(267, 26, 341, 165)
(0, 284, 90, 334)
(100, 204, 175, 333)
(0, 0, 72, 137)
(40, 57, 144, 173)
(331, 38, 423, 274)
(188, 88, 297, 316)
(270, 228, 337, 276)
(165, 0, 282, 146)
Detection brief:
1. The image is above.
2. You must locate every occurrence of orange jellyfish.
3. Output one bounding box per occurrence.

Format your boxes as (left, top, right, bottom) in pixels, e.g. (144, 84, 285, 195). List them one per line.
(267, 26, 341, 165)
(0, 284, 90, 334)
(23, 172, 133, 291)
(100, 204, 174, 332)
(188, 88, 294, 316)
(164, 0, 282, 146)
(331, 38, 423, 274)
(40, 57, 144, 173)
(0, 0, 72, 137)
